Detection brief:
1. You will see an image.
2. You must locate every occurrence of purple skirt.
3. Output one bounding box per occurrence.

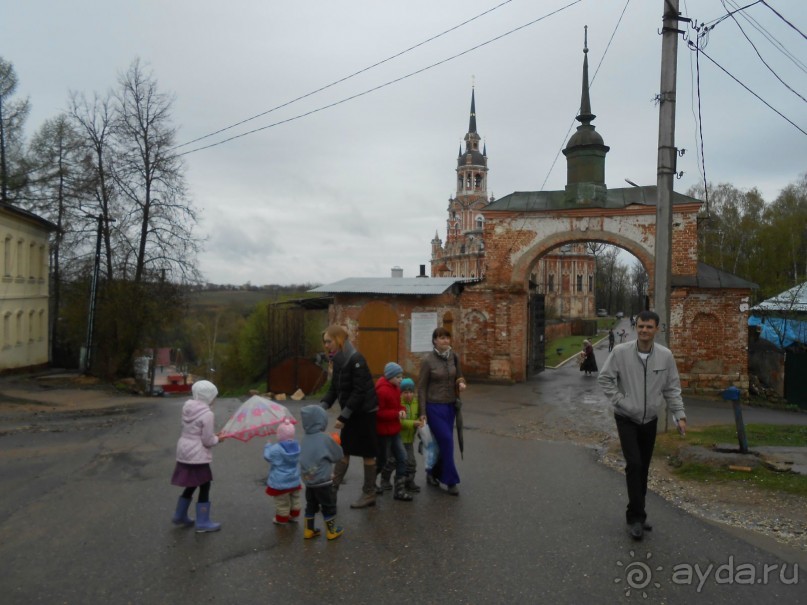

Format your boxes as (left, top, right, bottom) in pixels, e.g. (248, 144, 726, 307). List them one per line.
(171, 462, 213, 487)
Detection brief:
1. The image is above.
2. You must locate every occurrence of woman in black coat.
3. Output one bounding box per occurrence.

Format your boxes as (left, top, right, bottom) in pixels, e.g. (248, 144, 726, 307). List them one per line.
(320, 325, 379, 508)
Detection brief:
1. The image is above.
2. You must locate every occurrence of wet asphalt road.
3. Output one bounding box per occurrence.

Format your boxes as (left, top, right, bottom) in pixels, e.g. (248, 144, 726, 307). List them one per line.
(1, 327, 805, 604)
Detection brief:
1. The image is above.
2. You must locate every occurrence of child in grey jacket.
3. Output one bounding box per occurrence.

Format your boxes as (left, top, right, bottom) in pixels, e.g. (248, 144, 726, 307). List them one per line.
(299, 405, 344, 540)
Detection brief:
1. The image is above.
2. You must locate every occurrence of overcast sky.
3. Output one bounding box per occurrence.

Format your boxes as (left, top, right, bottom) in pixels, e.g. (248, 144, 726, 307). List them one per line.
(3, 0, 805, 285)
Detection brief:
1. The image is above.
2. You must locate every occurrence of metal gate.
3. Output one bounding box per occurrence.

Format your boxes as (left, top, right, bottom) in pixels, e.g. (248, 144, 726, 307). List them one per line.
(528, 292, 546, 376)
(784, 349, 807, 409)
(266, 301, 327, 395)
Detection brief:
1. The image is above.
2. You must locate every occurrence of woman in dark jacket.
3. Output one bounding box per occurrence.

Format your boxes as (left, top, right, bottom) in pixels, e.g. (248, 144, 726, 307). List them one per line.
(418, 327, 466, 495)
(321, 325, 379, 508)
(580, 339, 598, 376)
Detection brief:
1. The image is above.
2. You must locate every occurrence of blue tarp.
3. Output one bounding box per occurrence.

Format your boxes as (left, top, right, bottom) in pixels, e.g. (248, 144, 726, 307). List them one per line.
(748, 315, 807, 349)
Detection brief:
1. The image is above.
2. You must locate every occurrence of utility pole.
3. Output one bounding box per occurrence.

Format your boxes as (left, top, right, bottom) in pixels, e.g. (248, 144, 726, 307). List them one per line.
(654, 0, 683, 347)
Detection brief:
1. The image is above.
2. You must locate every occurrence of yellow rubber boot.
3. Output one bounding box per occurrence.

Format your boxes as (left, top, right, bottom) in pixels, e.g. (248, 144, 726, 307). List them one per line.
(303, 516, 321, 539)
(325, 516, 343, 540)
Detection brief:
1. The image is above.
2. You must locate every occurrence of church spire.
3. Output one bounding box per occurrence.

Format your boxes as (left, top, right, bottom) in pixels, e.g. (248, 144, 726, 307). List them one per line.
(577, 26, 595, 125)
(562, 26, 609, 206)
(469, 87, 477, 133)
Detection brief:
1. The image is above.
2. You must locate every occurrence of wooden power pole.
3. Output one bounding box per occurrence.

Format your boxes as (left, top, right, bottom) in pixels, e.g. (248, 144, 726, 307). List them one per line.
(654, 0, 683, 347)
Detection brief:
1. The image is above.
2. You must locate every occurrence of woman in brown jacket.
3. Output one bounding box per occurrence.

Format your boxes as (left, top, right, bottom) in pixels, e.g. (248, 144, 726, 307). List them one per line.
(418, 327, 466, 495)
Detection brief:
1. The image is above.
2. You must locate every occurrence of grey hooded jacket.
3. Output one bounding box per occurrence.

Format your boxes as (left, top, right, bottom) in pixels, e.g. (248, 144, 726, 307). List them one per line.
(299, 405, 344, 487)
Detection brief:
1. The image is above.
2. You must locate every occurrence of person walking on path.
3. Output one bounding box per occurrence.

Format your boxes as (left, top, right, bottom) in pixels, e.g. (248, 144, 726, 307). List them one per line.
(374, 362, 414, 502)
(579, 339, 598, 376)
(299, 405, 344, 540)
(418, 327, 466, 495)
(169, 380, 223, 533)
(320, 325, 379, 509)
(263, 417, 302, 525)
(597, 310, 687, 541)
(608, 329, 615, 352)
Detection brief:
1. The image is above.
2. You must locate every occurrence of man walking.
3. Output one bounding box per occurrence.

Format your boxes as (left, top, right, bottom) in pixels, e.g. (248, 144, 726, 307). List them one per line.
(597, 310, 687, 541)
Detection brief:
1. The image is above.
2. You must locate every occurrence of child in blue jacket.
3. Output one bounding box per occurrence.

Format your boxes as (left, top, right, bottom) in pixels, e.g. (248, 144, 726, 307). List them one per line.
(263, 418, 302, 525)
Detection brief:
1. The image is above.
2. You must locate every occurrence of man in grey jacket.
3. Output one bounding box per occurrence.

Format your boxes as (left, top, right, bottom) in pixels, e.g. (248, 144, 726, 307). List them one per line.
(598, 310, 687, 541)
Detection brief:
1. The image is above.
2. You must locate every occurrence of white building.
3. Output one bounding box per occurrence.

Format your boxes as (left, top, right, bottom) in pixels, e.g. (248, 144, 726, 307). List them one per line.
(0, 203, 56, 371)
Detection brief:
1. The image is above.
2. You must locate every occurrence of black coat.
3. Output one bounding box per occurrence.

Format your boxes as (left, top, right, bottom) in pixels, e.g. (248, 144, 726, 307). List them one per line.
(322, 348, 378, 422)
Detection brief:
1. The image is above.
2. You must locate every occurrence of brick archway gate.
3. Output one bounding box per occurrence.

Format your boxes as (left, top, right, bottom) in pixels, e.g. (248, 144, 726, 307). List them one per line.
(453, 192, 756, 393)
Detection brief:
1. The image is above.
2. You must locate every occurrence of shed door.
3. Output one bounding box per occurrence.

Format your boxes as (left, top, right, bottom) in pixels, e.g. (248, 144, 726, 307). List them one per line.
(358, 302, 399, 377)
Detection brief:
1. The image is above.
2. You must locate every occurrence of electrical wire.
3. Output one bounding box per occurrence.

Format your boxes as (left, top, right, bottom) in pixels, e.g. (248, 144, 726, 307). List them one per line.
(692, 41, 710, 213)
(725, 0, 807, 74)
(720, 0, 806, 104)
(761, 0, 807, 40)
(177, 0, 583, 157)
(697, 46, 807, 136)
(172, 0, 517, 151)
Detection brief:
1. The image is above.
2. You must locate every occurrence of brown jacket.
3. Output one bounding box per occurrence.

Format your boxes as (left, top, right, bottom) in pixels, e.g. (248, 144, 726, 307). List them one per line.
(418, 351, 465, 407)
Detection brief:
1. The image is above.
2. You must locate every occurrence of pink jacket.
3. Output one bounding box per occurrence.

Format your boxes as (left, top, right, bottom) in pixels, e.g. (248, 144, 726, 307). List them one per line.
(175, 399, 219, 464)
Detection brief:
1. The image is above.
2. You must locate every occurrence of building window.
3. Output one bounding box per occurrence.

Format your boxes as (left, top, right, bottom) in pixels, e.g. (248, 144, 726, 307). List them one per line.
(475, 215, 484, 230)
(588, 275, 593, 292)
(4, 236, 13, 276)
(548, 274, 554, 292)
(474, 174, 481, 188)
(29, 310, 35, 342)
(16, 311, 23, 344)
(2, 313, 10, 348)
(577, 275, 583, 292)
(17, 240, 24, 277)
(39, 310, 46, 341)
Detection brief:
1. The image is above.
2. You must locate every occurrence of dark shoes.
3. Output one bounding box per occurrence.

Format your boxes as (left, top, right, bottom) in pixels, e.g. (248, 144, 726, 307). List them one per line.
(426, 474, 440, 487)
(629, 522, 644, 541)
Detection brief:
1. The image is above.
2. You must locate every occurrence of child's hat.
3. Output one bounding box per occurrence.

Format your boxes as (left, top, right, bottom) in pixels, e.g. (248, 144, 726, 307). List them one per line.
(276, 418, 296, 442)
(400, 378, 415, 392)
(384, 362, 403, 380)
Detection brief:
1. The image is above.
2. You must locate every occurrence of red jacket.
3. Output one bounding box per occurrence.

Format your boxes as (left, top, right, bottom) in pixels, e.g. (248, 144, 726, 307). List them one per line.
(375, 377, 404, 436)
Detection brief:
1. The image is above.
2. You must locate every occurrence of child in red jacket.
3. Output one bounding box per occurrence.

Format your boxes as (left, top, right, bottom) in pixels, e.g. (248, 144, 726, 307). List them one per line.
(374, 363, 413, 501)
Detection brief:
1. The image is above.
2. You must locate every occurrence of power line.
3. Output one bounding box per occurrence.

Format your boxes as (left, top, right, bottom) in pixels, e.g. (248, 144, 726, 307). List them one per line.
(694, 45, 807, 136)
(172, 0, 516, 151)
(720, 0, 806, 104)
(761, 0, 807, 40)
(177, 0, 584, 157)
(725, 0, 807, 73)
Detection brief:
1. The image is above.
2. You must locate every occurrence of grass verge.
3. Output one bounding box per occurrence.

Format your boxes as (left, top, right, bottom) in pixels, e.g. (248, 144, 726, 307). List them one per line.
(654, 424, 807, 497)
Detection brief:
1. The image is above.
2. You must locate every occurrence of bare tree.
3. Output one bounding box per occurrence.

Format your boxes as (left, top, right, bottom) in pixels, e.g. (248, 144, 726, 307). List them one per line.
(69, 91, 118, 280)
(0, 57, 31, 203)
(113, 58, 201, 284)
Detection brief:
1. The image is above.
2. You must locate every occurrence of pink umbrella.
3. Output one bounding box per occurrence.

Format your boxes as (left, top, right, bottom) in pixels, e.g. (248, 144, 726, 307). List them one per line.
(219, 395, 296, 442)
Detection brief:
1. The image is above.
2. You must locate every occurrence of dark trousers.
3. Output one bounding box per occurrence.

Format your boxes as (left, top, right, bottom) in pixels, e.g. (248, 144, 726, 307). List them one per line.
(305, 485, 337, 519)
(377, 434, 408, 478)
(615, 414, 657, 524)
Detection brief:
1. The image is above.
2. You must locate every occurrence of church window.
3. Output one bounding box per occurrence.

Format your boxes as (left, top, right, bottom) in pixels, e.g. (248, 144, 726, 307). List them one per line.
(577, 275, 583, 292)
(588, 275, 593, 292)
(548, 274, 554, 292)
(474, 174, 481, 188)
(466, 175, 471, 188)
(475, 216, 484, 230)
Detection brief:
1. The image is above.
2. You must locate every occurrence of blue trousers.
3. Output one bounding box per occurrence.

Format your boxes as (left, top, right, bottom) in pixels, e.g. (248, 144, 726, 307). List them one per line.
(426, 402, 459, 486)
(377, 433, 408, 478)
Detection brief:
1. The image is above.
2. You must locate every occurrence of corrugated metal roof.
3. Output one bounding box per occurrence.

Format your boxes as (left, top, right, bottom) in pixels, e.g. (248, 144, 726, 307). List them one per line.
(671, 262, 758, 289)
(752, 281, 807, 313)
(309, 277, 479, 296)
(485, 186, 702, 212)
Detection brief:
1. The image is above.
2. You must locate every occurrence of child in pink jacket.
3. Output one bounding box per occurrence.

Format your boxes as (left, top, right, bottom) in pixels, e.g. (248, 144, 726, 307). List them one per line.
(169, 380, 223, 533)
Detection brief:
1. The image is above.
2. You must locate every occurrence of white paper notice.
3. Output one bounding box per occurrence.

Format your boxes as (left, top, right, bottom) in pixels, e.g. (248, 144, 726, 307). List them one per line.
(410, 312, 438, 352)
